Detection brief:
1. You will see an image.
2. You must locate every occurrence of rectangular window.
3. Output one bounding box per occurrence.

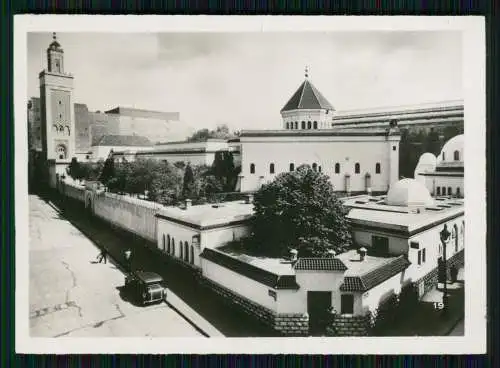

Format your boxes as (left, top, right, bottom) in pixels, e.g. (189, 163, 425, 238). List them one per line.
(422, 248, 426, 263)
(341, 294, 354, 314)
(371, 235, 389, 256)
(417, 250, 422, 265)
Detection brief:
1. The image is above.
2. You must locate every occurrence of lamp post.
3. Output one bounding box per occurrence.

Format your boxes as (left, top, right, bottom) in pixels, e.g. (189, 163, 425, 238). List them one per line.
(440, 224, 451, 313)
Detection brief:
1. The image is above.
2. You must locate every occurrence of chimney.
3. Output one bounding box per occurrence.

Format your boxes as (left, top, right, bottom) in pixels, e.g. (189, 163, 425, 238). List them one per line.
(327, 249, 336, 258)
(185, 199, 192, 209)
(245, 194, 254, 204)
(358, 247, 367, 261)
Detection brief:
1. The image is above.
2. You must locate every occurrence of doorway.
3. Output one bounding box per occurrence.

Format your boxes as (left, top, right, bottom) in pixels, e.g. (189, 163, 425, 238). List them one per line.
(307, 291, 332, 336)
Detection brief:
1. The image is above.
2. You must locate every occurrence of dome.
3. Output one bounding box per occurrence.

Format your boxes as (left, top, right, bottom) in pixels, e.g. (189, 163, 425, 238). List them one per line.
(418, 152, 437, 166)
(385, 178, 434, 207)
(438, 134, 464, 163)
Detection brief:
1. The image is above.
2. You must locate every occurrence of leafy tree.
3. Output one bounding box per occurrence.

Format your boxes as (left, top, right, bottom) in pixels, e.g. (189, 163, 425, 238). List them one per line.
(424, 129, 442, 155)
(67, 157, 83, 180)
(186, 124, 236, 142)
(251, 164, 352, 257)
(182, 163, 196, 198)
(99, 156, 115, 185)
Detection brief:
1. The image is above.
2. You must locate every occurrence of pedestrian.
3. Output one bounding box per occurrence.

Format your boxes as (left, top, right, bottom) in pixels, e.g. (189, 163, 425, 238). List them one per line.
(124, 249, 132, 270)
(96, 249, 107, 264)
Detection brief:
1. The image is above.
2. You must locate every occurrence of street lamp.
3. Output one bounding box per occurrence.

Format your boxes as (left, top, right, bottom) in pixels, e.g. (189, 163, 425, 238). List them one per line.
(440, 224, 451, 313)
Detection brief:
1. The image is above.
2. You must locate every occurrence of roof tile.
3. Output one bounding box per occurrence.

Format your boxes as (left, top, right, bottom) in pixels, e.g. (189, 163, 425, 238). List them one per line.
(294, 258, 348, 271)
(281, 79, 335, 112)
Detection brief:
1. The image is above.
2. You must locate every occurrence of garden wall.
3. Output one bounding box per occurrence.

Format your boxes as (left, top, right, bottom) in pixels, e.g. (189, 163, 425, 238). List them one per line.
(60, 181, 86, 203)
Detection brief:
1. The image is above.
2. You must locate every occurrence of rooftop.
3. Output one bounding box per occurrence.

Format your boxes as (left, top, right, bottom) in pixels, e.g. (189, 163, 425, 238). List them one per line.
(337, 250, 411, 292)
(239, 127, 399, 138)
(343, 195, 464, 235)
(156, 200, 254, 230)
(281, 79, 335, 112)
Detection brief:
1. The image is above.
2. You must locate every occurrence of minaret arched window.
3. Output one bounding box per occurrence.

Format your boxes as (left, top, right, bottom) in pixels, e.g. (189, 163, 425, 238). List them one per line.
(250, 163, 255, 174)
(286, 122, 290, 129)
(355, 163, 360, 174)
(289, 163, 295, 171)
(270, 163, 275, 174)
(307, 121, 312, 129)
(301, 121, 306, 129)
(436, 187, 441, 195)
(335, 163, 340, 174)
(313, 121, 318, 129)
(454, 150, 460, 161)
(375, 163, 381, 174)
(294, 122, 298, 129)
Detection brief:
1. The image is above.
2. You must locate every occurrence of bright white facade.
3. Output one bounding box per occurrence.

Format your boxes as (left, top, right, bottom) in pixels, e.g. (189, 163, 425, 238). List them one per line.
(415, 134, 464, 197)
(239, 129, 400, 193)
(343, 178, 464, 299)
(155, 199, 254, 269)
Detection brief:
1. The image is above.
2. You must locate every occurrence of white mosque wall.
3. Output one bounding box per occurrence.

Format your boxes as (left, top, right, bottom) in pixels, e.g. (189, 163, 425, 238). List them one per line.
(239, 136, 399, 193)
(418, 174, 464, 197)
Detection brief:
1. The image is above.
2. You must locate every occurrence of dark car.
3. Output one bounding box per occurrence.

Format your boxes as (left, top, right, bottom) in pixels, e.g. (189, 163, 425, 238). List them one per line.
(124, 270, 166, 306)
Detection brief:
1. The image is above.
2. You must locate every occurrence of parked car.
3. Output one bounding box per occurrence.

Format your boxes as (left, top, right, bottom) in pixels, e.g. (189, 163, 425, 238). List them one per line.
(124, 270, 166, 306)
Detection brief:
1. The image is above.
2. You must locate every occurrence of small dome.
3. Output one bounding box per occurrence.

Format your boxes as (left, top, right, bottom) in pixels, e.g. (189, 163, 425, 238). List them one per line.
(438, 134, 464, 163)
(418, 152, 437, 166)
(386, 178, 434, 207)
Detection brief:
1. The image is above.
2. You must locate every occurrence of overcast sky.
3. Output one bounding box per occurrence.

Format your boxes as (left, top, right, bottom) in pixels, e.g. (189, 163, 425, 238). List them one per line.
(27, 31, 463, 131)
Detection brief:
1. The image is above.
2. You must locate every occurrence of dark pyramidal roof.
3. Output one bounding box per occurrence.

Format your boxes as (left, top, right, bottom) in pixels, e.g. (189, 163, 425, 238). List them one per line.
(281, 79, 335, 112)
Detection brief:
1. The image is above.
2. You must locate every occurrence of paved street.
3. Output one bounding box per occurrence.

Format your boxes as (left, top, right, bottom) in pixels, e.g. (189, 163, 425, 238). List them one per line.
(34, 192, 279, 337)
(448, 319, 464, 336)
(29, 194, 204, 337)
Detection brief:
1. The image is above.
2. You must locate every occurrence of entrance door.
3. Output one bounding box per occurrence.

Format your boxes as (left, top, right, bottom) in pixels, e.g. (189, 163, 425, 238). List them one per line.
(307, 291, 332, 336)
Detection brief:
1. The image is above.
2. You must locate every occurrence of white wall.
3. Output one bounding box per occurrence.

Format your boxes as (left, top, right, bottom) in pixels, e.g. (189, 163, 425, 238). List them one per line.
(239, 136, 398, 192)
(360, 270, 405, 315)
(156, 218, 250, 268)
(295, 271, 345, 314)
(352, 230, 409, 256)
(418, 175, 464, 198)
(201, 257, 278, 311)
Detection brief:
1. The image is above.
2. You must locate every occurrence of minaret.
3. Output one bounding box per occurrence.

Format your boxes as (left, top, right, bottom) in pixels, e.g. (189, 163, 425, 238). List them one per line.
(39, 32, 75, 165)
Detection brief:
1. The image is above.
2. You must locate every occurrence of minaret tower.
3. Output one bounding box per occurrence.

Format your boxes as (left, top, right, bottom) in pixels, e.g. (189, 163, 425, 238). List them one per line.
(39, 33, 75, 183)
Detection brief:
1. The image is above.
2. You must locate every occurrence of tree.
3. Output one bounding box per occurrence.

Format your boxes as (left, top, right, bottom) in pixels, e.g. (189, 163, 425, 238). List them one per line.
(182, 163, 196, 198)
(251, 164, 352, 257)
(211, 150, 238, 191)
(67, 157, 82, 180)
(99, 156, 115, 185)
(186, 124, 236, 142)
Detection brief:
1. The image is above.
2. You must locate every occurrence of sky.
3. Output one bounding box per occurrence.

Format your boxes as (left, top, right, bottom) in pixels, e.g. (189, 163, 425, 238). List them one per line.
(27, 31, 463, 132)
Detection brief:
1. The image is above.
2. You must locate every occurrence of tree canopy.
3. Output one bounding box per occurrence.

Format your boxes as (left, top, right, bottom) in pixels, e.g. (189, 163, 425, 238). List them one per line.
(251, 164, 352, 257)
(186, 124, 237, 142)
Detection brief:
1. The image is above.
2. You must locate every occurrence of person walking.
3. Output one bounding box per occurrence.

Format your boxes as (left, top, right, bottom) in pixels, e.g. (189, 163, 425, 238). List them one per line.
(96, 248, 107, 264)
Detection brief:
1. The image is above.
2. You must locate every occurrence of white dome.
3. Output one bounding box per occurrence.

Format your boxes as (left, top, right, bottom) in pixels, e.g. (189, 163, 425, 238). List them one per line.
(438, 134, 464, 163)
(418, 152, 437, 166)
(386, 178, 434, 207)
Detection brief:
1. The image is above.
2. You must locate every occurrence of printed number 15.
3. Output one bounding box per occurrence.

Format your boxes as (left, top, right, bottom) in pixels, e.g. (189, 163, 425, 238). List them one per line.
(434, 302, 444, 310)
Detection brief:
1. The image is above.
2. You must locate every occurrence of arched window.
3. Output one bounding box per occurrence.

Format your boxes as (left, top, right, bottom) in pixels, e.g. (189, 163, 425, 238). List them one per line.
(313, 121, 318, 129)
(456, 187, 461, 197)
(56, 144, 67, 160)
(375, 163, 381, 174)
(447, 187, 452, 195)
(172, 238, 175, 256)
(442, 187, 446, 195)
(167, 234, 171, 253)
(437, 187, 441, 195)
(289, 163, 295, 171)
(184, 241, 189, 262)
(294, 122, 298, 129)
(162, 235, 166, 252)
(250, 163, 255, 174)
(442, 152, 445, 161)
(270, 163, 275, 174)
(335, 163, 340, 174)
(301, 121, 306, 129)
(190, 245, 194, 265)
(180, 242, 183, 259)
(307, 121, 312, 129)
(454, 150, 460, 161)
(65, 126, 71, 135)
(286, 122, 290, 129)
(355, 163, 360, 174)
(312, 163, 317, 171)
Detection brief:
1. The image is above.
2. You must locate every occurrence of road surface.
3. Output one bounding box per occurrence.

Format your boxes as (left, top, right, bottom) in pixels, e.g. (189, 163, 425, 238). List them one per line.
(33, 192, 279, 337)
(448, 319, 464, 336)
(29, 194, 204, 337)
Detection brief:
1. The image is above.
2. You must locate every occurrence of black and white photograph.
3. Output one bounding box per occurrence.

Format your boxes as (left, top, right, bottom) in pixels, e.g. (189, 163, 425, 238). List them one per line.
(15, 16, 486, 354)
